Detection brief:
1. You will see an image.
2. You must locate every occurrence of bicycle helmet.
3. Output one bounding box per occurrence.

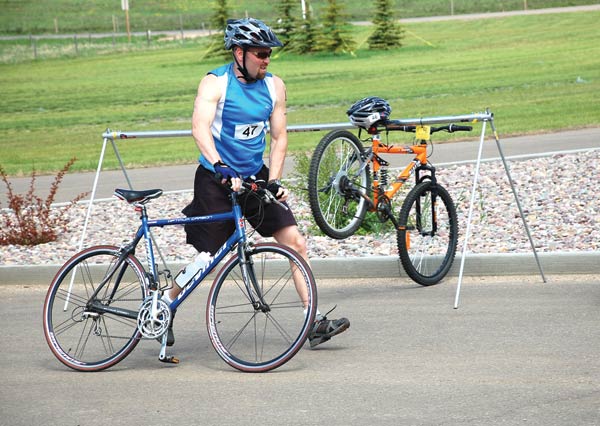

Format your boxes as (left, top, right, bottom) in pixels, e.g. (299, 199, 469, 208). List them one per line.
(346, 96, 392, 129)
(224, 18, 283, 50)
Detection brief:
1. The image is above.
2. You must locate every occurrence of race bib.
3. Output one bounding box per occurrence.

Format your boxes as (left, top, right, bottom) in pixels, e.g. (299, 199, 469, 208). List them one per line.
(234, 122, 265, 140)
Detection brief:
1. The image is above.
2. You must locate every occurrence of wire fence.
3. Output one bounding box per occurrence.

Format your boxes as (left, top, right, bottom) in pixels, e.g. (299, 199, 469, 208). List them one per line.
(2, 0, 595, 35)
(2, 1, 598, 63)
(0, 31, 213, 64)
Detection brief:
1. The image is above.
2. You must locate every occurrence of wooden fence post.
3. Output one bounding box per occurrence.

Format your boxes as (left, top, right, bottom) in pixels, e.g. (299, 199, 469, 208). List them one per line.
(30, 35, 37, 60)
(179, 15, 184, 44)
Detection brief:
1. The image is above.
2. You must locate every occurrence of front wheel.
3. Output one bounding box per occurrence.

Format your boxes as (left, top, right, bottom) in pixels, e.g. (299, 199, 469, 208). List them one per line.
(43, 245, 148, 371)
(396, 181, 458, 286)
(206, 243, 317, 372)
(308, 130, 371, 239)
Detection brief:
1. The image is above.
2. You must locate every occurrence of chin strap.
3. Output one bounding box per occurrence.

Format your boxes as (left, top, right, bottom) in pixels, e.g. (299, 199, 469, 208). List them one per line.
(233, 48, 256, 83)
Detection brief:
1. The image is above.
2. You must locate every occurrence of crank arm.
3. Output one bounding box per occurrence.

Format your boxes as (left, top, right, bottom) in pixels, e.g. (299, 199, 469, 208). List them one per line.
(158, 334, 179, 364)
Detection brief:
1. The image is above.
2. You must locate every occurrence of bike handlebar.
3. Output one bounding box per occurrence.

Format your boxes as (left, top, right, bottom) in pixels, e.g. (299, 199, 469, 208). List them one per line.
(241, 181, 289, 211)
(214, 173, 289, 211)
(383, 122, 473, 134)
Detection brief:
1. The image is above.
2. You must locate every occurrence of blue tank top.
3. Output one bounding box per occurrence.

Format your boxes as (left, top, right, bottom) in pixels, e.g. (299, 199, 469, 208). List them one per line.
(199, 62, 277, 178)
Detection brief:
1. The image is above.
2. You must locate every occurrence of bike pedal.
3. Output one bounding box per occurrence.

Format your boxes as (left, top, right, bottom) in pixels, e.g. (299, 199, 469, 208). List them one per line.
(159, 355, 179, 364)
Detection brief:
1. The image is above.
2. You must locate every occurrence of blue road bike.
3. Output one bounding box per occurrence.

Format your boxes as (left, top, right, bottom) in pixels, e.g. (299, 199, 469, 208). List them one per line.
(43, 180, 318, 373)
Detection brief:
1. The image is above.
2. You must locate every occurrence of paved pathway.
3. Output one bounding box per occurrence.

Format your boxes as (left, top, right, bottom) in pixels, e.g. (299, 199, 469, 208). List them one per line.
(2, 127, 598, 205)
(3, 275, 599, 425)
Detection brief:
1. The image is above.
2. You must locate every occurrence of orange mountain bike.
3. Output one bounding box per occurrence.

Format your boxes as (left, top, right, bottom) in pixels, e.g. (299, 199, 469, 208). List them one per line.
(308, 120, 472, 285)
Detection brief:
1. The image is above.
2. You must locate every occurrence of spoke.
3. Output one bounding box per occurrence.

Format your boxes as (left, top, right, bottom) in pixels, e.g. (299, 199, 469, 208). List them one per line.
(229, 269, 254, 304)
(318, 181, 333, 194)
(268, 301, 305, 310)
(224, 312, 257, 351)
(52, 316, 84, 336)
(103, 280, 139, 303)
(81, 260, 100, 299)
(215, 303, 255, 314)
(254, 255, 292, 302)
(264, 312, 295, 343)
(256, 315, 261, 362)
(55, 289, 88, 306)
(99, 316, 115, 355)
(73, 318, 95, 360)
(100, 312, 138, 329)
(99, 262, 129, 300)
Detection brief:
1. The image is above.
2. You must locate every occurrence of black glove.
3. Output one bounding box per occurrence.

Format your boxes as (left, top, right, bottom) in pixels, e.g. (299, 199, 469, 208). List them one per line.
(266, 179, 284, 199)
(213, 161, 239, 182)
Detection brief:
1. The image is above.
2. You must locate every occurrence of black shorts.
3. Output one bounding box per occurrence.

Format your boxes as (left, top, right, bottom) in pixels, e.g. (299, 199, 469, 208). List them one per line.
(182, 165, 297, 255)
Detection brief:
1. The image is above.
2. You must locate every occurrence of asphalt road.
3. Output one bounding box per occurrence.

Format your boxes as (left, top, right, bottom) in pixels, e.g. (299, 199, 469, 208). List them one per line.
(2, 275, 599, 426)
(2, 127, 599, 205)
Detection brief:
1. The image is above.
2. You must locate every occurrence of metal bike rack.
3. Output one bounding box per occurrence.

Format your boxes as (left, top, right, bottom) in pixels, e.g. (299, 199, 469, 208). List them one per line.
(77, 123, 355, 279)
(81, 111, 545, 308)
(378, 110, 546, 307)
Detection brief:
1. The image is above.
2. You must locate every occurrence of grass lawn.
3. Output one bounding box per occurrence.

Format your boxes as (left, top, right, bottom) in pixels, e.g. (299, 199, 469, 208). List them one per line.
(0, 11, 599, 175)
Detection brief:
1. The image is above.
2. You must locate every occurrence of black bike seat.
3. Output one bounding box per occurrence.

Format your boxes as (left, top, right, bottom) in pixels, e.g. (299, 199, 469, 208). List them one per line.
(114, 188, 163, 204)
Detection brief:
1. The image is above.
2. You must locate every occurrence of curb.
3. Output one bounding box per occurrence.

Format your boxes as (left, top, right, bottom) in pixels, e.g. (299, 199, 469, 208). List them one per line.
(312, 251, 600, 278)
(1, 251, 598, 285)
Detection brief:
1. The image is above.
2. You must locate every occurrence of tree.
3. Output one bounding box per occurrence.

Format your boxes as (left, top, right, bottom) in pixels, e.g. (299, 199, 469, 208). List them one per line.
(206, 0, 231, 59)
(368, 0, 404, 50)
(276, 0, 297, 47)
(317, 0, 356, 54)
(289, 0, 320, 54)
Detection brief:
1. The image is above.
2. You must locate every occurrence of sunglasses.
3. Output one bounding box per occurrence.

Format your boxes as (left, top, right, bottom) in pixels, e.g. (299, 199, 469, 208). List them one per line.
(248, 49, 272, 60)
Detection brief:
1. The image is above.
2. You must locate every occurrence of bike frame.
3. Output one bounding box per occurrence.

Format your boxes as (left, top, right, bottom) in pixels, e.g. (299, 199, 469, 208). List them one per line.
(129, 191, 254, 312)
(366, 129, 432, 210)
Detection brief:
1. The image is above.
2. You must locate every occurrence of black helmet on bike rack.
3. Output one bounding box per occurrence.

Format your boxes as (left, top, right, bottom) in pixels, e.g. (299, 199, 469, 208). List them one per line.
(346, 96, 391, 129)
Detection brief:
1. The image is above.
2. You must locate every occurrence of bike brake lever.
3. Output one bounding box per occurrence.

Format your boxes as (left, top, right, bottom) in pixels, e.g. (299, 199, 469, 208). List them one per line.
(262, 189, 289, 211)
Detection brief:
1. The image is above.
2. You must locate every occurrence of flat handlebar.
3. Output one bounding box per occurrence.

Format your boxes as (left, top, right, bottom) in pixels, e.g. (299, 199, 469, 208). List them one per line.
(384, 122, 473, 134)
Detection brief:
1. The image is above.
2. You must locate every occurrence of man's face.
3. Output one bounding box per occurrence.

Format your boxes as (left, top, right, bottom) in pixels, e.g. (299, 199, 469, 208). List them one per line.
(235, 46, 272, 80)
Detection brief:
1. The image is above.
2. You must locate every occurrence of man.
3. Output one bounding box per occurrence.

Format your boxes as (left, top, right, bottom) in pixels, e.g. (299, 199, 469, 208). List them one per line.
(163, 18, 350, 348)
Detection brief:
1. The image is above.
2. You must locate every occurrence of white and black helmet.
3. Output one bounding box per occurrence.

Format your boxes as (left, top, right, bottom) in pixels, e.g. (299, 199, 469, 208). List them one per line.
(346, 96, 391, 129)
(224, 18, 283, 50)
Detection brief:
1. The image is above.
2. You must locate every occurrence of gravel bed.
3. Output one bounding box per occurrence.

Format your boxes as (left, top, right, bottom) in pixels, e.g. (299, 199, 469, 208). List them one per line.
(1, 151, 598, 266)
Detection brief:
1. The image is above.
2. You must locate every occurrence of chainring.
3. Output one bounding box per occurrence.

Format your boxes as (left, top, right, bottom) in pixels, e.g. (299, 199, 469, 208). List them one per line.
(137, 296, 172, 339)
(376, 195, 392, 223)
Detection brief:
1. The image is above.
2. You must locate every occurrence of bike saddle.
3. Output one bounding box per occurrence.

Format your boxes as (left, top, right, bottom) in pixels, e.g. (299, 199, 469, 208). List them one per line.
(114, 188, 163, 204)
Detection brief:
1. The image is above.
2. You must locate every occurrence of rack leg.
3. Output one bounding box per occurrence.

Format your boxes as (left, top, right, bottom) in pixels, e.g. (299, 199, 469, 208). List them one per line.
(110, 138, 133, 189)
(454, 121, 487, 309)
(489, 118, 546, 283)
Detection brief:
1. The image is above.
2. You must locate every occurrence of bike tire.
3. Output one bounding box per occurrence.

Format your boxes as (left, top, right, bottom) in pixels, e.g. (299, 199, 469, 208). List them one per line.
(43, 245, 148, 371)
(396, 181, 458, 286)
(206, 243, 317, 372)
(308, 129, 371, 239)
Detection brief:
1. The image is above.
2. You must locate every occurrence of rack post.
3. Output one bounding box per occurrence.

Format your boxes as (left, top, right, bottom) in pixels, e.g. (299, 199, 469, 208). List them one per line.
(452, 111, 546, 308)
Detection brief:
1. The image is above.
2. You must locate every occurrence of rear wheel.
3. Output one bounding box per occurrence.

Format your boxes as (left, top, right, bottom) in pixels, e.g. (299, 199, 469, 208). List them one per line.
(396, 181, 458, 286)
(308, 130, 371, 239)
(206, 243, 317, 372)
(43, 245, 148, 371)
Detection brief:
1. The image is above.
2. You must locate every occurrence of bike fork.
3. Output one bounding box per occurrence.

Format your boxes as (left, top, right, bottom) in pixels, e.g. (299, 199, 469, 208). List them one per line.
(238, 245, 270, 312)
